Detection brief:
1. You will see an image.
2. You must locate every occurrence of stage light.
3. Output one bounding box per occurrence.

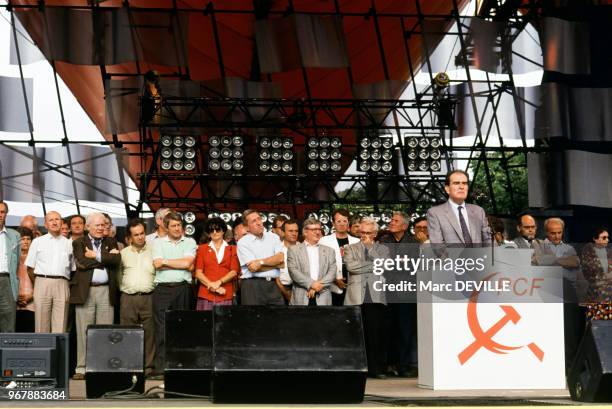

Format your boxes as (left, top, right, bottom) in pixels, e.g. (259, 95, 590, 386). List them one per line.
(209, 134, 244, 173)
(307, 135, 343, 173)
(403, 133, 444, 173)
(159, 134, 199, 172)
(184, 160, 196, 171)
(185, 148, 196, 159)
(185, 224, 196, 236)
(161, 147, 172, 159)
(357, 135, 393, 174)
(209, 159, 221, 171)
(185, 136, 196, 148)
(161, 159, 172, 170)
(184, 212, 196, 224)
(258, 136, 294, 174)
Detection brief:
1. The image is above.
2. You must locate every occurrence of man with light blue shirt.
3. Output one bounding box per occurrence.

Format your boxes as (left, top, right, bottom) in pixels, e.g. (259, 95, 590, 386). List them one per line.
(237, 209, 285, 305)
(151, 211, 196, 376)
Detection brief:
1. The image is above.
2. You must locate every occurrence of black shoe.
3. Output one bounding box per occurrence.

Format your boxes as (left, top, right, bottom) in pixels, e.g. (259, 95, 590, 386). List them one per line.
(398, 368, 418, 378)
(373, 373, 387, 380)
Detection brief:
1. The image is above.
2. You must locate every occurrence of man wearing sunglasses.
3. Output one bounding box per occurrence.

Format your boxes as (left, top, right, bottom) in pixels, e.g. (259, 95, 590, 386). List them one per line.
(286, 219, 336, 306)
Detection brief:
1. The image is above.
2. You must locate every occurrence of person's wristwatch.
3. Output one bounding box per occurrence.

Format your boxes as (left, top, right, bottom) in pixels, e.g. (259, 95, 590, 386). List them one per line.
(259, 259, 264, 266)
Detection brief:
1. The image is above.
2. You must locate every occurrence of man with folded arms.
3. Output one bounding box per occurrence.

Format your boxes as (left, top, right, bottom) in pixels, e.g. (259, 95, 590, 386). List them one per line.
(70, 212, 121, 379)
(237, 209, 284, 305)
(151, 211, 197, 376)
(26, 211, 73, 333)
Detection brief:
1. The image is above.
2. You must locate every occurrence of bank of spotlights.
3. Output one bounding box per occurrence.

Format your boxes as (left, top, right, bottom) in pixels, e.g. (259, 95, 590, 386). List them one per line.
(404, 134, 443, 173)
(160, 135, 197, 171)
(258, 136, 294, 173)
(357, 136, 394, 174)
(208, 135, 244, 173)
(306, 136, 342, 173)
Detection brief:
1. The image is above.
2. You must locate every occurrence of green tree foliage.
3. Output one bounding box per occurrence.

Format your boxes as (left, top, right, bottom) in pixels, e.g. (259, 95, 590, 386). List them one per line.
(469, 151, 528, 216)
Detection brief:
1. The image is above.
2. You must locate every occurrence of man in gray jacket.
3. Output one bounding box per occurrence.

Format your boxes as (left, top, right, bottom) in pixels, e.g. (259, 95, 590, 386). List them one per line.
(287, 219, 336, 306)
(344, 217, 390, 378)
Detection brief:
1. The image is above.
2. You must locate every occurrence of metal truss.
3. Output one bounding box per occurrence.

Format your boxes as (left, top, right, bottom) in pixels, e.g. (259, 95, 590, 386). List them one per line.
(139, 172, 448, 210)
(4, 0, 542, 217)
(145, 96, 449, 131)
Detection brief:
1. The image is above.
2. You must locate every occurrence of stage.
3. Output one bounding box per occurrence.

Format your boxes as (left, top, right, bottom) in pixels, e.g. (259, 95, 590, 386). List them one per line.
(0, 378, 575, 407)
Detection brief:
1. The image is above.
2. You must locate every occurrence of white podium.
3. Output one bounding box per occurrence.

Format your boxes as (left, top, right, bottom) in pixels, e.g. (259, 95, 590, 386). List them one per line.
(417, 248, 566, 390)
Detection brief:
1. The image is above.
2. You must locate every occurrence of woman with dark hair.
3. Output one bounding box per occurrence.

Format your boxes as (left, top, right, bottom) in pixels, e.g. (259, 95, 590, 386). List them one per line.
(16, 227, 35, 332)
(580, 227, 612, 320)
(194, 218, 239, 310)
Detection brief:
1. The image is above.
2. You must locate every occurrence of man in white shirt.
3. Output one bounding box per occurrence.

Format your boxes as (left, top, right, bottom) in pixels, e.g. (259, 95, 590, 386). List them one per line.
(319, 209, 359, 306)
(276, 219, 299, 303)
(286, 219, 336, 306)
(25, 211, 73, 333)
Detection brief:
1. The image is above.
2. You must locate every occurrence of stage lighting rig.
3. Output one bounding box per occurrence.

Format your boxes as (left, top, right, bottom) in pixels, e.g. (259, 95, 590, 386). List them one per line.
(208, 134, 244, 173)
(306, 135, 342, 173)
(357, 135, 394, 174)
(258, 136, 294, 174)
(404, 133, 444, 173)
(159, 134, 198, 172)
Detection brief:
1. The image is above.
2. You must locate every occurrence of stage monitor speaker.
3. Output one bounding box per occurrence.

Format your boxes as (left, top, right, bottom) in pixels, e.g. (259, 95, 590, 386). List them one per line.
(212, 306, 367, 404)
(164, 310, 213, 398)
(0, 333, 69, 398)
(569, 320, 612, 402)
(85, 325, 144, 398)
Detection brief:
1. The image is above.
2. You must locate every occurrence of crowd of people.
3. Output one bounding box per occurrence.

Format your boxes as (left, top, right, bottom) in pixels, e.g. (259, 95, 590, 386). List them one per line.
(0, 169, 609, 381)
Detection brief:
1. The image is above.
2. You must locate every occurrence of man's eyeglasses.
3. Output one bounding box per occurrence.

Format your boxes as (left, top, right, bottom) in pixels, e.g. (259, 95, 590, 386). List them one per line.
(207, 227, 223, 233)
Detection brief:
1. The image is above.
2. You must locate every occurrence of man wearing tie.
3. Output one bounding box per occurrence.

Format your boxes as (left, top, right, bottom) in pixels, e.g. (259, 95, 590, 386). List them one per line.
(70, 213, 121, 379)
(286, 218, 336, 306)
(427, 170, 492, 245)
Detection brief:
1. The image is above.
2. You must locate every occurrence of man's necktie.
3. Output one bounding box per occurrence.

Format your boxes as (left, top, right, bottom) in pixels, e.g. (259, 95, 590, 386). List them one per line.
(457, 206, 473, 245)
(93, 238, 101, 250)
(364, 246, 370, 260)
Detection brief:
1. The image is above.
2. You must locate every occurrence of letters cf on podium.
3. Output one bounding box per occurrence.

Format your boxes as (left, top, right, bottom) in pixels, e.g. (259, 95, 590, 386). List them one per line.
(417, 248, 566, 390)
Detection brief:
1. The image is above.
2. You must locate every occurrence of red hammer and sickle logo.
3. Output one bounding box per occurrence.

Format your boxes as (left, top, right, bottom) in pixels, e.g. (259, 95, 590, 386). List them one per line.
(458, 273, 544, 365)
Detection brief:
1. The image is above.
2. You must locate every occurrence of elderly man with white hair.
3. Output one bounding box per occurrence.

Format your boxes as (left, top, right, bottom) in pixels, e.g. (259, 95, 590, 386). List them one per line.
(25, 211, 73, 333)
(344, 217, 390, 379)
(70, 212, 121, 380)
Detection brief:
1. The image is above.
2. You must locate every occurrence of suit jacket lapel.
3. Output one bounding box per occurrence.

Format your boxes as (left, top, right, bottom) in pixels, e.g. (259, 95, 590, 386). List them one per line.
(299, 243, 310, 277)
(467, 205, 480, 242)
(444, 202, 464, 243)
(318, 246, 326, 280)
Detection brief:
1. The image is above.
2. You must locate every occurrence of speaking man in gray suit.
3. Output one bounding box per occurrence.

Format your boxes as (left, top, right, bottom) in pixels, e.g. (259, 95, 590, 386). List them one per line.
(287, 218, 336, 306)
(427, 170, 492, 245)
